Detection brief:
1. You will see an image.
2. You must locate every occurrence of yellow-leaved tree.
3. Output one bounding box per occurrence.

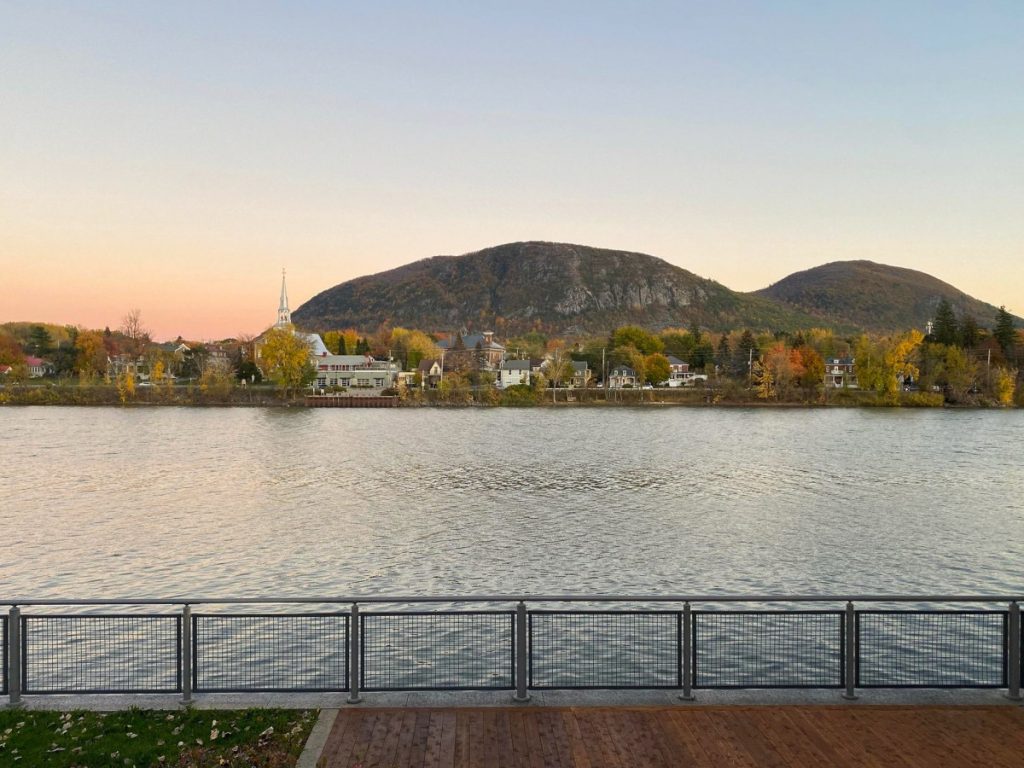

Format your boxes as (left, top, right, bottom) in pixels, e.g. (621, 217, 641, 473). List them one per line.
(260, 327, 314, 397)
(854, 330, 924, 405)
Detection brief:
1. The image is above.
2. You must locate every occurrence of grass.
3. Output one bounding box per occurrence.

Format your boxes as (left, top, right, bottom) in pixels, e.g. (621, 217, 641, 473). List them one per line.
(0, 708, 316, 767)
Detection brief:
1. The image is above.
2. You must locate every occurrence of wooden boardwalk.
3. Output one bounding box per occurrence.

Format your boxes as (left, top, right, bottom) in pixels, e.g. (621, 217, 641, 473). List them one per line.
(317, 705, 1024, 767)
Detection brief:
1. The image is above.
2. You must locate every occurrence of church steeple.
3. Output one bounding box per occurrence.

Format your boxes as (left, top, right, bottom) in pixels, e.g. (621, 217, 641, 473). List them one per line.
(276, 268, 292, 328)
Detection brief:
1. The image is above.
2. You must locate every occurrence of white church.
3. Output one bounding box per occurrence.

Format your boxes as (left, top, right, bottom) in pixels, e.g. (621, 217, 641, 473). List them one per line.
(259, 270, 398, 391)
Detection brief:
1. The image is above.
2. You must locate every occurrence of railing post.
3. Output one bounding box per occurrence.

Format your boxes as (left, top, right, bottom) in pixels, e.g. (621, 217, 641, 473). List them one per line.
(347, 603, 362, 704)
(180, 604, 192, 705)
(7, 606, 23, 708)
(513, 601, 530, 702)
(843, 601, 858, 700)
(678, 602, 694, 701)
(1007, 601, 1021, 701)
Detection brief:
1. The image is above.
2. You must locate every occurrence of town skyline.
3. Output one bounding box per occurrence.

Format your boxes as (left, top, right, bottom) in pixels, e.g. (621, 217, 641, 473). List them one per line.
(3, 2, 1022, 339)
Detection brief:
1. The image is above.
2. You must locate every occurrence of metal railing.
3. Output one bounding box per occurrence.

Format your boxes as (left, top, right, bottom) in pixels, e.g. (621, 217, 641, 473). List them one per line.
(3, 594, 1023, 706)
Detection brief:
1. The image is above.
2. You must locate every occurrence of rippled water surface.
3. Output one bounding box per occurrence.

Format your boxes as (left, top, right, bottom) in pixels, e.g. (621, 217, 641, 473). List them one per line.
(2, 406, 1022, 599)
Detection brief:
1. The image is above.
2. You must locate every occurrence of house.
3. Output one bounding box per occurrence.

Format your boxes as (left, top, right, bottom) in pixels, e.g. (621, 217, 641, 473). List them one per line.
(497, 359, 531, 389)
(663, 356, 707, 386)
(569, 361, 591, 388)
(437, 330, 506, 370)
(25, 356, 53, 378)
(107, 354, 145, 380)
(312, 354, 398, 390)
(827, 358, 857, 388)
(417, 358, 443, 388)
(608, 366, 638, 389)
(0, 364, 11, 377)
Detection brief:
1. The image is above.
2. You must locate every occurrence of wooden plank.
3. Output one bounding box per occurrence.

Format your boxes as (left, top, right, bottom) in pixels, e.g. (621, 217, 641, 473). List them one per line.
(790, 707, 883, 768)
(407, 709, 433, 768)
(422, 710, 445, 768)
(466, 709, 486, 768)
(573, 708, 625, 768)
(361, 711, 395, 768)
(561, 710, 593, 768)
(664, 709, 718, 768)
(505, 710, 533, 768)
(331, 710, 379, 768)
(689, 708, 760, 767)
(391, 710, 422, 768)
(453, 710, 471, 768)
(437, 710, 458, 768)
(493, 709, 517, 768)
(318, 709, 357, 765)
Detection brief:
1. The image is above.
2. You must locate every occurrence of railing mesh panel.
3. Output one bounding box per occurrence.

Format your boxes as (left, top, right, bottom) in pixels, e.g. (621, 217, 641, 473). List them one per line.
(23, 615, 180, 693)
(694, 611, 843, 688)
(857, 611, 1007, 687)
(529, 611, 680, 688)
(1, 615, 7, 695)
(361, 612, 513, 690)
(193, 614, 348, 692)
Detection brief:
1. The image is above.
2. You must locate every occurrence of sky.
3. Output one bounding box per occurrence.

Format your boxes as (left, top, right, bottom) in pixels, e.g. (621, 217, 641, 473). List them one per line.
(2, 1, 1022, 340)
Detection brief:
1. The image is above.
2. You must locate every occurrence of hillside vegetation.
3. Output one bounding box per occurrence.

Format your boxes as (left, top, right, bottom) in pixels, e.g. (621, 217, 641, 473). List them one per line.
(294, 241, 821, 335)
(752, 260, 1019, 332)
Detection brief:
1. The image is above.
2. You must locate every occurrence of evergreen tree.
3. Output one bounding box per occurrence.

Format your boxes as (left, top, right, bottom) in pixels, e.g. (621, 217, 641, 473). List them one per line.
(355, 337, 370, 355)
(28, 325, 54, 357)
(791, 331, 807, 349)
(931, 298, 959, 346)
(959, 315, 980, 349)
(993, 306, 1017, 359)
(716, 334, 731, 370)
(732, 330, 759, 377)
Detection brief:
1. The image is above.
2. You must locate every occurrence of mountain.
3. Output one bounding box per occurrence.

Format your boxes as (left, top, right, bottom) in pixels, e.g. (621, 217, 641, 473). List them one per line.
(292, 242, 819, 335)
(751, 260, 1019, 333)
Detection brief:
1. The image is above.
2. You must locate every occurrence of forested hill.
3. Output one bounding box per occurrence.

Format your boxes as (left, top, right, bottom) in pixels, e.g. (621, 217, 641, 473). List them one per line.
(751, 260, 1020, 333)
(292, 242, 819, 335)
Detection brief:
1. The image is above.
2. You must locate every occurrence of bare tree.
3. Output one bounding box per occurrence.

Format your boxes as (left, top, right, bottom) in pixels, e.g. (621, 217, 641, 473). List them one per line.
(120, 309, 150, 357)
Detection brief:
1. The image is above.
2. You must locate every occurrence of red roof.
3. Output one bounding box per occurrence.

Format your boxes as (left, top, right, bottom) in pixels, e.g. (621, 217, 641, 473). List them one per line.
(25, 356, 46, 366)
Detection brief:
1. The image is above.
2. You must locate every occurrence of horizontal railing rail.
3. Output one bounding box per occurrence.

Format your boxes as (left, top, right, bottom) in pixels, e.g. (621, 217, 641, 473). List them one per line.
(3, 595, 1022, 707)
(4, 594, 1024, 605)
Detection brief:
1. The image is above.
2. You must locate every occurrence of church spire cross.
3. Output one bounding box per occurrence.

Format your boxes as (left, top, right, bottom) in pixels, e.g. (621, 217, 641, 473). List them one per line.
(276, 268, 292, 328)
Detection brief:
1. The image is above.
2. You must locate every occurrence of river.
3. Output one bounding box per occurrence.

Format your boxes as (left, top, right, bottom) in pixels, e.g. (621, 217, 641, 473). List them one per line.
(2, 406, 1022, 600)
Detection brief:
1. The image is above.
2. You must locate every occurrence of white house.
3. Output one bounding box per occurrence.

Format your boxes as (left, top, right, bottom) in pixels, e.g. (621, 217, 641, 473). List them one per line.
(608, 366, 638, 389)
(312, 353, 398, 390)
(663, 355, 706, 386)
(827, 358, 857, 388)
(497, 359, 531, 388)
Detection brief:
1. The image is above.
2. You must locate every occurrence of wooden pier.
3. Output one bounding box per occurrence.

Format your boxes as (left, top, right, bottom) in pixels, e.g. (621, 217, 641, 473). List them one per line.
(316, 705, 1024, 767)
(306, 395, 400, 408)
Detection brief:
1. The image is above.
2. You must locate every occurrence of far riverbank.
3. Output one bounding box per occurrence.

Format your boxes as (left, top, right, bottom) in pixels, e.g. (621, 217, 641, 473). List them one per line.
(1, 381, 1018, 408)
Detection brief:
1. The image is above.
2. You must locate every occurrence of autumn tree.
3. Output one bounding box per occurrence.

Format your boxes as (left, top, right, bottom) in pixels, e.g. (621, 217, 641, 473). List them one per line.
(611, 326, 664, 356)
(74, 329, 108, 380)
(994, 368, 1017, 406)
(795, 346, 825, 397)
(644, 353, 671, 386)
(0, 331, 25, 365)
(853, 330, 924, 404)
(323, 330, 346, 355)
(260, 327, 314, 396)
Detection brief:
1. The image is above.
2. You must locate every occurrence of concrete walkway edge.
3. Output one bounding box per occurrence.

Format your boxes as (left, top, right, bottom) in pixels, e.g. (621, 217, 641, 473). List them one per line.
(296, 708, 338, 768)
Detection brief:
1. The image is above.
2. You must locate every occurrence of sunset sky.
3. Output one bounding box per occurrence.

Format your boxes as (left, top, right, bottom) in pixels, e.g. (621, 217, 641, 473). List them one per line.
(2, 2, 1022, 341)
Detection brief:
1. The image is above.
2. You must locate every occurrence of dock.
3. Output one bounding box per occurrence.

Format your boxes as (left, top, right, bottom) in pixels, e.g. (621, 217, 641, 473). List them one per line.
(315, 705, 1024, 767)
(306, 394, 400, 407)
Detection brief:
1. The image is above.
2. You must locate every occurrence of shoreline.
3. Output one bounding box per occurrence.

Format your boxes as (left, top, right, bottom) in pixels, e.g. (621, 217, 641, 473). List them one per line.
(0, 383, 1016, 409)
